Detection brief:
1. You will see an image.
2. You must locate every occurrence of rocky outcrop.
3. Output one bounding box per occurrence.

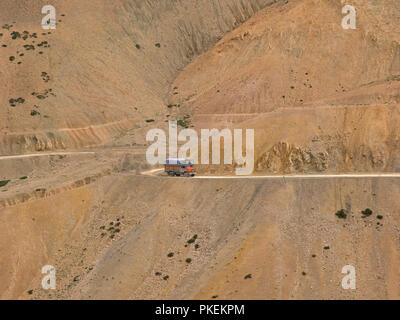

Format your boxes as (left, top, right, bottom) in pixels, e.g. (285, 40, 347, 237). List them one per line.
(256, 141, 328, 173)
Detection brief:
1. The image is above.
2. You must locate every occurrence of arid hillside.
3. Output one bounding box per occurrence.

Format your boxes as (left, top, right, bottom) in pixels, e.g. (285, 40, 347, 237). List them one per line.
(173, 0, 399, 115)
(0, 0, 399, 301)
(171, 0, 400, 174)
(0, 0, 274, 155)
(2, 174, 400, 300)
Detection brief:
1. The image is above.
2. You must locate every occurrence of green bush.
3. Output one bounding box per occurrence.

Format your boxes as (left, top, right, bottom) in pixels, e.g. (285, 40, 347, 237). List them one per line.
(23, 44, 35, 50)
(11, 31, 20, 39)
(0, 180, 10, 187)
(361, 208, 373, 217)
(335, 209, 347, 219)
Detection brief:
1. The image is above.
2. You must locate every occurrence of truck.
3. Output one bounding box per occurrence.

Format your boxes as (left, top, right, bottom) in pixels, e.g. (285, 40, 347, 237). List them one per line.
(164, 158, 196, 177)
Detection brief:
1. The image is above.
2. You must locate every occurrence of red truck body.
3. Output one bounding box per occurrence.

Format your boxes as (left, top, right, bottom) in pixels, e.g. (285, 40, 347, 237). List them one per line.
(164, 158, 195, 177)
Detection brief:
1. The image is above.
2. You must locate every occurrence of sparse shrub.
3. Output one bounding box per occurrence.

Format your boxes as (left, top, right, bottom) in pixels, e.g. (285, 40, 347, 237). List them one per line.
(302, 272, 307, 276)
(37, 41, 48, 47)
(155, 43, 161, 48)
(362, 208, 373, 217)
(19, 176, 28, 180)
(32, 89, 51, 100)
(377, 215, 383, 220)
(167, 252, 174, 258)
(244, 274, 252, 279)
(135, 44, 141, 49)
(30, 110, 40, 116)
(323, 246, 330, 250)
(0, 180, 10, 187)
(185, 258, 192, 264)
(23, 44, 35, 50)
(335, 209, 347, 219)
(41, 72, 50, 82)
(163, 275, 169, 280)
(187, 234, 198, 244)
(11, 31, 20, 39)
(146, 119, 155, 123)
(212, 295, 218, 299)
(177, 119, 190, 128)
(155, 272, 162, 276)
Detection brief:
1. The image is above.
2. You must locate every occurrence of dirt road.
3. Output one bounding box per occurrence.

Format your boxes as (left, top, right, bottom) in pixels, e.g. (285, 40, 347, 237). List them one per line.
(142, 168, 400, 179)
(0, 151, 95, 160)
